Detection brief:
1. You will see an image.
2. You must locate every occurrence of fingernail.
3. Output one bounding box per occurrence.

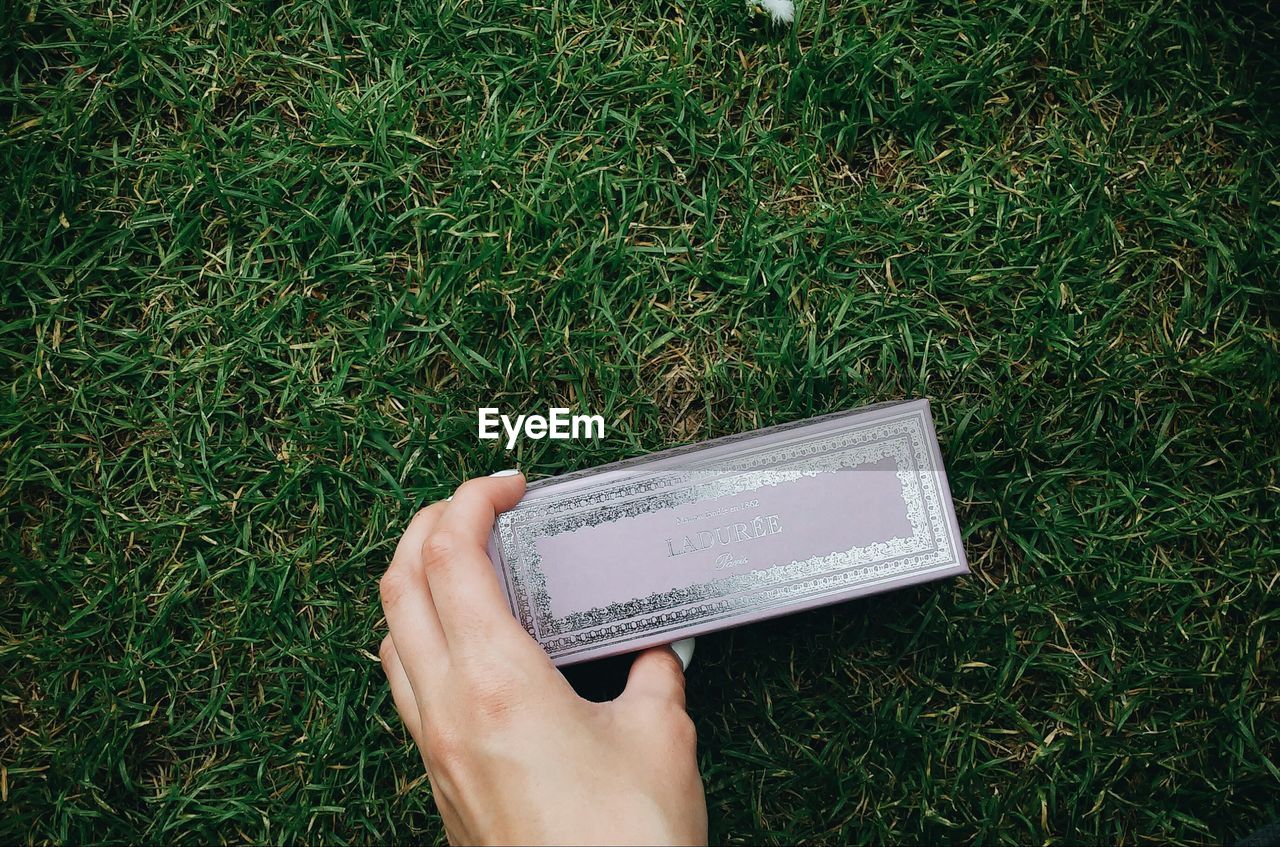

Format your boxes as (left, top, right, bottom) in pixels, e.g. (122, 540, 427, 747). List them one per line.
(490, 469, 521, 477)
(671, 638, 695, 672)
(445, 496, 452, 502)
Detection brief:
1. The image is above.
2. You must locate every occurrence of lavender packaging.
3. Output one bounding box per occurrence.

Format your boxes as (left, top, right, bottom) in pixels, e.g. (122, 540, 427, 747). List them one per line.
(487, 399, 968, 665)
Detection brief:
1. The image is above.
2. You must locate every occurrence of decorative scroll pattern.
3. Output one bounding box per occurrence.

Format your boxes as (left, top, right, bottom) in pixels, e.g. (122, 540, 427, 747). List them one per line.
(494, 408, 955, 658)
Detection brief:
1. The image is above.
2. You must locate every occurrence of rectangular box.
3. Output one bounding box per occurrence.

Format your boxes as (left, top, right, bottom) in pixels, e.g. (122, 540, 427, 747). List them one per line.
(487, 399, 967, 665)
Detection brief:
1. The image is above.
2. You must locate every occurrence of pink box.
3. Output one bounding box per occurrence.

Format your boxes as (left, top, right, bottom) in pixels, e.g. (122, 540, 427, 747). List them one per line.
(487, 399, 968, 665)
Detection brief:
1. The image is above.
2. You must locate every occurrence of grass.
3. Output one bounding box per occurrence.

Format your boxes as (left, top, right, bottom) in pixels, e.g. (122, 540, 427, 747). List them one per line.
(1, 0, 1277, 842)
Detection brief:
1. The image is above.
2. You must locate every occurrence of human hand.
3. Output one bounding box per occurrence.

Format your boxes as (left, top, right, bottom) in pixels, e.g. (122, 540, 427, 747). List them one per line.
(378, 470, 708, 846)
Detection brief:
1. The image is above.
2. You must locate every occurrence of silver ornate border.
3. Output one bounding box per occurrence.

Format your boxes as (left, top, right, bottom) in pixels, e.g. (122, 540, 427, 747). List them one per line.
(494, 407, 957, 659)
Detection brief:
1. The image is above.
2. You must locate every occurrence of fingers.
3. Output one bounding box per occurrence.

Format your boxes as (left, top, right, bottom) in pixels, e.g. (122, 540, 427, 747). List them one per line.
(671, 637, 695, 672)
(620, 644, 688, 709)
(380, 503, 449, 693)
(422, 471, 527, 641)
(435, 470, 526, 548)
(380, 635, 422, 744)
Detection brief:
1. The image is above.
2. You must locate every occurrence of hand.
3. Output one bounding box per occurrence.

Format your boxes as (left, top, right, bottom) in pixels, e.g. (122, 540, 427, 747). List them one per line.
(378, 471, 708, 846)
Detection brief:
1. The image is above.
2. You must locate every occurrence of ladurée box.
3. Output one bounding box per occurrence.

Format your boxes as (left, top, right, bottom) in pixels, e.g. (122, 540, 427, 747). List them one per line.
(487, 399, 967, 665)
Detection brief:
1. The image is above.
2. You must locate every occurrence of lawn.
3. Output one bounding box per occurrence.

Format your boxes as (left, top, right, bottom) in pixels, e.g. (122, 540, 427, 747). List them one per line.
(2, 0, 1277, 843)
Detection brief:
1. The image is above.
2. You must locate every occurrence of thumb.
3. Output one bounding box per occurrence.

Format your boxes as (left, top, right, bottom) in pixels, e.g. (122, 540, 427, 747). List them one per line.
(620, 643, 687, 708)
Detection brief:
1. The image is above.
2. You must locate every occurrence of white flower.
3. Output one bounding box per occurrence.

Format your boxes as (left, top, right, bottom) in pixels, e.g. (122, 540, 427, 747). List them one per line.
(751, 0, 794, 24)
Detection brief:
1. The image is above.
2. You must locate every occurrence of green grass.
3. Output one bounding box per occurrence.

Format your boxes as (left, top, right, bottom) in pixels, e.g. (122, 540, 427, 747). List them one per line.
(2, 0, 1277, 842)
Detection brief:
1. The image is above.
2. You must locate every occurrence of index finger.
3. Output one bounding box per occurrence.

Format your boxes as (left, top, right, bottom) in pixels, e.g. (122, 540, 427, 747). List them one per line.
(421, 470, 528, 642)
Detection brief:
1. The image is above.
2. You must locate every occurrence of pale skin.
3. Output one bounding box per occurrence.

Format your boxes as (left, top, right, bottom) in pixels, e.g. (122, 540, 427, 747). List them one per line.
(378, 471, 709, 846)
